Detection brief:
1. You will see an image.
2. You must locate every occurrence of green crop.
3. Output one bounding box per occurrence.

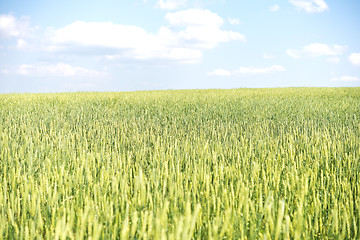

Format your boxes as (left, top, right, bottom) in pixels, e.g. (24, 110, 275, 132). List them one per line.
(0, 88, 359, 239)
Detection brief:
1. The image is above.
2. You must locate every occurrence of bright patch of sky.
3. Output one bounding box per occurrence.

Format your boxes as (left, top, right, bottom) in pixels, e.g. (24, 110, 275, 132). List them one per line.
(0, 0, 359, 93)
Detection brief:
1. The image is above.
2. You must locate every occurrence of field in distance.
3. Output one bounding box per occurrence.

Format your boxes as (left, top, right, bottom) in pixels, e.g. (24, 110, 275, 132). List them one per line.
(0, 88, 359, 239)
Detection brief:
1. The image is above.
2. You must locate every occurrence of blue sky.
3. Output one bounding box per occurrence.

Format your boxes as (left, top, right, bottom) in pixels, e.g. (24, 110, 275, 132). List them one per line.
(1, 0, 359, 93)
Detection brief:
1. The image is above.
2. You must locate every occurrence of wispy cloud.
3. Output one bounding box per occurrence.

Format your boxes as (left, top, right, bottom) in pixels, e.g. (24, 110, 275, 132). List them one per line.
(155, 0, 188, 10)
(11, 63, 107, 78)
(228, 17, 241, 25)
(0, 13, 39, 51)
(16, 39, 27, 49)
(270, 5, 280, 12)
(208, 69, 231, 77)
(349, 53, 360, 66)
(0, 13, 33, 38)
(208, 65, 286, 77)
(331, 76, 359, 82)
(289, 0, 329, 13)
(287, 43, 346, 58)
(326, 57, 340, 63)
(234, 65, 286, 74)
(165, 9, 224, 27)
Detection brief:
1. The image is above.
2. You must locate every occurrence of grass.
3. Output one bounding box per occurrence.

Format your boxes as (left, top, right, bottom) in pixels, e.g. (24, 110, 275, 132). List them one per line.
(0, 88, 359, 239)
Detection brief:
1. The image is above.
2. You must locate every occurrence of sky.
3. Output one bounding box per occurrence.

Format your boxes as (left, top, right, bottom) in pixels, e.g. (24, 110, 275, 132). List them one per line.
(0, 0, 360, 93)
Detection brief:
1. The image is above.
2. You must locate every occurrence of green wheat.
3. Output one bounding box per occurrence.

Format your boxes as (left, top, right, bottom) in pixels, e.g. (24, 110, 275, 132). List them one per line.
(0, 88, 359, 239)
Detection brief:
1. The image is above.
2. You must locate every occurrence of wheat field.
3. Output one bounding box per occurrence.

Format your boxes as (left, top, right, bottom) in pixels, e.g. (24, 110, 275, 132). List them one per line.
(0, 88, 359, 239)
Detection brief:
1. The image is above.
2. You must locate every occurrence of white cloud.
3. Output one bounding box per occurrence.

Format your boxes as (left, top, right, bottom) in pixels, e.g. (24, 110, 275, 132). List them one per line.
(289, 0, 329, 13)
(287, 43, 346, 58)
(47, 9, 245, 63)
(175, 25, 245, 49)
(270, 5, 280, 11)
(208, 65, 286, 77)
(326, 57, 340, 63)
(208, 69, 231, 77)
(0, 14, 32, 38)
(0, 67, 9, 75)
(13, 63, 106, 78)
(50, 21, 156, 51)
(228, 18, 241, 25)
(165, 9, 245, 48)
(303, 43, 345, 56)
(349, 53, 360, 66)
(155, 0, 188, 10)
(0, 14, 38, 51)
(234, 65, 286, 74)
(47, 21, 201, 63)
(165, 9, 224, 27)
(286, 49, 301, 58)
(159, 47, 203, 63)
(331, 76, 359, 82)
(16, 39, 27, 49)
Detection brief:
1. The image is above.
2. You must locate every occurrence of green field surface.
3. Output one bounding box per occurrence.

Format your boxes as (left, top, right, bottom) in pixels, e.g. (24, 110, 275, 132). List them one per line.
(0, 88, 359, 239)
